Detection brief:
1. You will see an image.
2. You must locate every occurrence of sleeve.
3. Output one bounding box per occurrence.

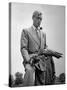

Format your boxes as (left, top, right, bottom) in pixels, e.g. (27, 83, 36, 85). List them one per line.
(20, 29, 30, 62)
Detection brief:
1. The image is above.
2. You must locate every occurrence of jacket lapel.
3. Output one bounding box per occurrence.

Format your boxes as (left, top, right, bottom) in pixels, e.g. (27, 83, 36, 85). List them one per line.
(40, 31, 45, 49)
(30, 26, 41, 47)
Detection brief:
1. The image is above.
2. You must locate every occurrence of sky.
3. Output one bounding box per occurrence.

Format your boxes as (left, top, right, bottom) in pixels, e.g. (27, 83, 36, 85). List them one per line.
(11, 3, 65, 78)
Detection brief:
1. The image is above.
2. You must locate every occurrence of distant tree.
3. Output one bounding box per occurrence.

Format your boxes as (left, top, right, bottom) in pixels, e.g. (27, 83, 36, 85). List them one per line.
(59, 73, 65, 84)
(9, 74, 14, 87)
(54, 76, 60, 84)
(15, 72, 23, 85)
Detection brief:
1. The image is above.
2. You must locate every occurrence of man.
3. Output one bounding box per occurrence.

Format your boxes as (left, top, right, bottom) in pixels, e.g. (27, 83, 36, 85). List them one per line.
(20, 11, 55, 86)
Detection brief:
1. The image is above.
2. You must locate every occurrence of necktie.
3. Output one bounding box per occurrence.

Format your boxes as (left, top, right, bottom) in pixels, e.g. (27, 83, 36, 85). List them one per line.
(35, 28, 41, 49)
(36, 29, 41, 40)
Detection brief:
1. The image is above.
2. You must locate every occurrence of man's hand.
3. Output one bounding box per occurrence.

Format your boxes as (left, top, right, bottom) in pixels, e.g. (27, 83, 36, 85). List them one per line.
(29, 53, 40, 65)
(30, 53, 38, 58)
(38, 49, 44, 55)
(30, 58, 34, 65)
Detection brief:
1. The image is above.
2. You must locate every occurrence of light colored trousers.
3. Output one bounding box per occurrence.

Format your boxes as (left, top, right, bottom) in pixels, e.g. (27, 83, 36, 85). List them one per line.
(23, 64, 35, 86)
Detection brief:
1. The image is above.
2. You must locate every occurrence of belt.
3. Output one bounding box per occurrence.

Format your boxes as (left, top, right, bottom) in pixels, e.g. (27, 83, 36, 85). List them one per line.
(28, 50, 38, 54)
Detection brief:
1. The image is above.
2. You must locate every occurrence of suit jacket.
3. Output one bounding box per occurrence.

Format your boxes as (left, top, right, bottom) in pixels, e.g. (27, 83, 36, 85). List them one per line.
(20, 26, 46, 67)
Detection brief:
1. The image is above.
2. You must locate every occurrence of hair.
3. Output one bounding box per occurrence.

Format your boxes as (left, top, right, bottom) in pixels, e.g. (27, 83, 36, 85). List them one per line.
(32, 10, 42, 19)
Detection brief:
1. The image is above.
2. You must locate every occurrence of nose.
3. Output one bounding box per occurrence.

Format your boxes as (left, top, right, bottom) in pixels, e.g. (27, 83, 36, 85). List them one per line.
(39, 18, 41, 21)
(38, 19, 41, 24)
(38, 18, 42, 22)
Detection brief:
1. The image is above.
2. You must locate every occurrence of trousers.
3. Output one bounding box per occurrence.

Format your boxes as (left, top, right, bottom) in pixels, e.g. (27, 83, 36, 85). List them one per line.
(23, 56, 55, 86)
(23, 64, 35, 86)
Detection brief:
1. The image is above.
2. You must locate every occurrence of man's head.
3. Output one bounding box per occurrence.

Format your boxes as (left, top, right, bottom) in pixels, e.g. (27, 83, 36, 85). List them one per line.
(32, 11, 42, 28)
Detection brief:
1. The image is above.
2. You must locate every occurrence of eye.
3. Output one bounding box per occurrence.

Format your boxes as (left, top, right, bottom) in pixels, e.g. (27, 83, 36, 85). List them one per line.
(40, 18, 42, 21)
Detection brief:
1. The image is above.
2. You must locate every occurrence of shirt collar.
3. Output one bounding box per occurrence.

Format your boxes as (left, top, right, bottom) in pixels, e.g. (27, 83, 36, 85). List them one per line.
(32, 25, 36, 30)
(32, 25, 40, 31)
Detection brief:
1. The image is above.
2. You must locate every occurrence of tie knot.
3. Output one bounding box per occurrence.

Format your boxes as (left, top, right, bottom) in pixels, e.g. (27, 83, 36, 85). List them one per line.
(35, 28, 40, 33)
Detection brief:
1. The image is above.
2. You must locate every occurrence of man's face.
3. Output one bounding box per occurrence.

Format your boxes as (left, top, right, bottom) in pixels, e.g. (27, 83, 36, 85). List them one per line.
(33, 15, 42, 28)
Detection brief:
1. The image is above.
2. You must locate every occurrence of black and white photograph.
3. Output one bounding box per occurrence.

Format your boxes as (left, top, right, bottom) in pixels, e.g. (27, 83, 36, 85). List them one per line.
(9, 2, 65, 87)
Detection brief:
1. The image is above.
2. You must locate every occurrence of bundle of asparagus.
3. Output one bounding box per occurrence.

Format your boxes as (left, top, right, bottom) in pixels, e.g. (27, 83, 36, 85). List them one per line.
(38, 49, 63, 59)
(29, 49, 63, 66)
